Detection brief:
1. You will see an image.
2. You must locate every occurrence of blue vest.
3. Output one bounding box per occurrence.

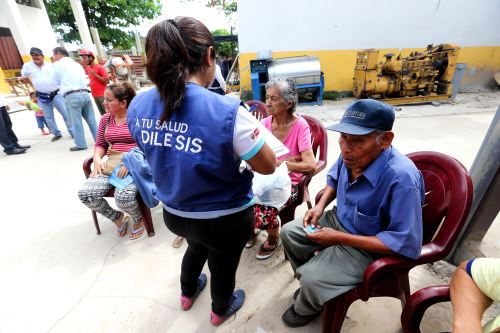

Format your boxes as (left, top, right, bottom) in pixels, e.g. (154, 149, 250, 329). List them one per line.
(127, 83, 254, 217)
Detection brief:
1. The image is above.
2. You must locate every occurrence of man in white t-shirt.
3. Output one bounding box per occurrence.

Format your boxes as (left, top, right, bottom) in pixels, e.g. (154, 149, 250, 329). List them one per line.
(21, 47, 73, 142)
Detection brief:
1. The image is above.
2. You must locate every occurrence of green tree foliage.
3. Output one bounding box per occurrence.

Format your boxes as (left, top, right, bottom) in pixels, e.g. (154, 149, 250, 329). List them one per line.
(212, 29, 236, 58)
(206, 0, 237, 17)
(44, 0, 162, 49)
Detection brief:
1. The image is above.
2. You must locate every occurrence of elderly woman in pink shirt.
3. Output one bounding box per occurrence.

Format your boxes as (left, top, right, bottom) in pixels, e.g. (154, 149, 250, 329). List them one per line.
(247, 78, 317, 260)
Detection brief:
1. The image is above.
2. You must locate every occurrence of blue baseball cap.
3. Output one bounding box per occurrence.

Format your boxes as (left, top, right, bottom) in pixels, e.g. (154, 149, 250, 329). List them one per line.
(29, 47, 43, 55)
(327, 99, 395, 135)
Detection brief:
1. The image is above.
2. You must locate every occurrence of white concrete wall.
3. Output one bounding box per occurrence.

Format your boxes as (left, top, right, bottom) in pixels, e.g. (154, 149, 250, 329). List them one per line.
(16, 3, 58, 55)
(0, 1, 57, 56)
(238, 0, 500, 52)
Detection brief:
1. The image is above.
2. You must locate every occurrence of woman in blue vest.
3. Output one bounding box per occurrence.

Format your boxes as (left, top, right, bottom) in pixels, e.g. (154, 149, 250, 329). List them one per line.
(127, 17, 276, 326)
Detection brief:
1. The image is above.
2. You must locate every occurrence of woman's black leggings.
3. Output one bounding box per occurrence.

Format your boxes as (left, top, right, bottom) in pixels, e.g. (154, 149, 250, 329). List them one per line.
(163, 206, 254, 315)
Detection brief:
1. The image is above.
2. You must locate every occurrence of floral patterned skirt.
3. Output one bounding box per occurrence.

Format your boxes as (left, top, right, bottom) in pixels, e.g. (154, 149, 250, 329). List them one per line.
(254, 184, 298, 230)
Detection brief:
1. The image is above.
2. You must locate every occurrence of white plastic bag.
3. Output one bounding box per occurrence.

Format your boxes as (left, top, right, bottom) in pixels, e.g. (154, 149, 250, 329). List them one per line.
(252, 162, 292, 209)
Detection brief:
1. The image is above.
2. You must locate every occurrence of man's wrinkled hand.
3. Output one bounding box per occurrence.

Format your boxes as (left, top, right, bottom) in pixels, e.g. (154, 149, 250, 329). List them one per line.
(306, 227, 342, 247)
(303, 206, 323, 228)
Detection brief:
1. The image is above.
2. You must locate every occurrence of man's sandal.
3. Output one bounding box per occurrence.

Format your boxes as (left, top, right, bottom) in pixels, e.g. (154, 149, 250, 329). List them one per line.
(129, 224, 145, 240)
(116, 215, 130, 237)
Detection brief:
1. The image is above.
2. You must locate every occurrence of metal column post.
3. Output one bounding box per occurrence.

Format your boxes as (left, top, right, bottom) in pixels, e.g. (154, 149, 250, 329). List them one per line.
(451, 106, 500, 264)
(90, 27, 105, 58)
(68, 0, 96, 53)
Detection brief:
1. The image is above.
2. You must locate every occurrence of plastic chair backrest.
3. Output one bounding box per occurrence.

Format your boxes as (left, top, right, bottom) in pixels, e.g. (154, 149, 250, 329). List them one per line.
(407, 152, 473, 252)
(301, 115, 328, 166)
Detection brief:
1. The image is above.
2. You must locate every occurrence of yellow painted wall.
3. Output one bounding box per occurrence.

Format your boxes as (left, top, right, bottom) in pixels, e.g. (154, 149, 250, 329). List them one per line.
(0, 67, 10, 94)
(0, 55, 49, 94)
(239, 46, 500, 94)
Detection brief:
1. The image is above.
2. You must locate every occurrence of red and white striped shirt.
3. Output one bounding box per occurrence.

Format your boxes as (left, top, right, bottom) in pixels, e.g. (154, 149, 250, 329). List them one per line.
(95, 113, 137, 153)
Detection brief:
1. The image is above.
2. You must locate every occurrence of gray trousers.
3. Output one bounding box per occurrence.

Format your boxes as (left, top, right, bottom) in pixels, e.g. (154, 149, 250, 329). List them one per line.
(93, 96, 106, 115)
(78, 175, 142, 224)
(281, 207, 374, 315)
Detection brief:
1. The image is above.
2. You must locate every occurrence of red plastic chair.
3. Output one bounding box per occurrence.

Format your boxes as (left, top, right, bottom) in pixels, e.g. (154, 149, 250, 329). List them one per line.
(400, 285, 451, 333)
(246, 100, 268, 121)
(315, 151, 473, 333)
(83, 157, 155, 237)
(279, 115, 328, 226)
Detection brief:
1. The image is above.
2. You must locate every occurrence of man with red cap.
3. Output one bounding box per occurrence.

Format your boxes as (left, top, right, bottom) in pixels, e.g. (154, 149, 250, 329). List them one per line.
(80, 49, 109, 115)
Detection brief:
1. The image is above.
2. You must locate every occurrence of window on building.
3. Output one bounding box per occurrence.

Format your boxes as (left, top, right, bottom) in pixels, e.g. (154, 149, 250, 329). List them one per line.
(15, 0, 40, 9)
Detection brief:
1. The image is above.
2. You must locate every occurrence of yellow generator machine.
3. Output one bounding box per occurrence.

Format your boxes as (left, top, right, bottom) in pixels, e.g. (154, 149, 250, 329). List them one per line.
(353, 44, 460, 104)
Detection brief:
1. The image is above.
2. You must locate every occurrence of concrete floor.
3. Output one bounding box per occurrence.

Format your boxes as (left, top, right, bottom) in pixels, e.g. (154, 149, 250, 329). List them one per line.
(0, 91, 498, 333)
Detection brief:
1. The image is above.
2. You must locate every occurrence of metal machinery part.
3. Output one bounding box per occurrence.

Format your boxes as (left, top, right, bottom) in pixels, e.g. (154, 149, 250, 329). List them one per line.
(353, 44, 460, 105)
(250, 56, 324, 105)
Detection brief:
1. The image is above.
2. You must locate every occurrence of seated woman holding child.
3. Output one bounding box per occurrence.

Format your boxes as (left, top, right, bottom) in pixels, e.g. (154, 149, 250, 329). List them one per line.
(248, 77, 317, 260)
(78, 82, 145, 240)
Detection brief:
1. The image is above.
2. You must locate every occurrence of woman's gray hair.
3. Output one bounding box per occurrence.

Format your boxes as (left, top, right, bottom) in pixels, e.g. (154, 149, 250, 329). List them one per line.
(265, 77, 298, 114)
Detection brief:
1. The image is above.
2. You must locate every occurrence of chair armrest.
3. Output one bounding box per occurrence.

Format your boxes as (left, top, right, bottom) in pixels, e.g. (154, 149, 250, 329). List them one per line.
(400, 285, 450, 333)
(296, 173, 312, 205)
(359, 242, 445, 300)
(315, 189, 325, 205)
(83, 156, 93, 178)
(359, 255, 417, 299)
(315, 160, 326, 174)
(296, 160, 326, 204)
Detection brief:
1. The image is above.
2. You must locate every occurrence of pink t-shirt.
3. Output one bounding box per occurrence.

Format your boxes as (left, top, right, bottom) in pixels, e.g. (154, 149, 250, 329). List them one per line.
(261, 115, 313, 184)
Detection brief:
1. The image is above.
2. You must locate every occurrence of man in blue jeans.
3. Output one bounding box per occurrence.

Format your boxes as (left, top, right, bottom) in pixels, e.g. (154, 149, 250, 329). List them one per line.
(21, 47, 73, 142)
(50, 47, 97, 151)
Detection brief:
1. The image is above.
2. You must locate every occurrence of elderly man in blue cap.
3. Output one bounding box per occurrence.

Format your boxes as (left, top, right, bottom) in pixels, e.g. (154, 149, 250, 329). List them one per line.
(280, 99, 425, 327)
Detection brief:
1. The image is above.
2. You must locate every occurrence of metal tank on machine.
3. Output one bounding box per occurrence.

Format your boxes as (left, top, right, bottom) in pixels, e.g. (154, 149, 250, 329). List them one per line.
(250, 55, 324, 105)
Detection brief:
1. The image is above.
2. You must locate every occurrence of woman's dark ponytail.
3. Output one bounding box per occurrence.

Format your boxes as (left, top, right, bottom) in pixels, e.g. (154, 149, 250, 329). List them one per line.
(145, 17, 215, 123)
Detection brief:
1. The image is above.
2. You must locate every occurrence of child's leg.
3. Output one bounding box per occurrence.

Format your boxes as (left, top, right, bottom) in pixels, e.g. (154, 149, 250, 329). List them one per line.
(35, 115, 46, 134)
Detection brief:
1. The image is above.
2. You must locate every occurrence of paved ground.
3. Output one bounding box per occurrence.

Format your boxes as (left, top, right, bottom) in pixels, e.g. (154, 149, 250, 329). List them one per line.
(0, 91, 498, 333)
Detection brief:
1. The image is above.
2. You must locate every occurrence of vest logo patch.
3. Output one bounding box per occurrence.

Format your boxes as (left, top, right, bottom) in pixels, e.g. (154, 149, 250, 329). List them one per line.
(250, 127, 259, 140)
(135, 117, 203, 154)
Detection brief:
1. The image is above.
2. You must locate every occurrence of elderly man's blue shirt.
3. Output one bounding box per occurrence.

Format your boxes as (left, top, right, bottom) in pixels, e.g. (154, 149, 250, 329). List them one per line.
(326, 146, 424, 259)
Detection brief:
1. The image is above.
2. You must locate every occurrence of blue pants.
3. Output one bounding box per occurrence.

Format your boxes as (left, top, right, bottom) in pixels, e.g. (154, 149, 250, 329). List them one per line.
(37, 93, 73, 137)
(35, 115, 48, 129)
(64, 92, 98, 148)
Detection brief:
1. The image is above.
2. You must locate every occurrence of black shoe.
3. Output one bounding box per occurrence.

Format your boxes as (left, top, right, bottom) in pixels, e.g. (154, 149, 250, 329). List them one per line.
(293, 288, 301, 300)
(51, 135, 62, 142)
(282, 305, 319, 328)
(69, 146, 87, 152)
(15, 144, 31, 149)
(5, 148, 26, 155)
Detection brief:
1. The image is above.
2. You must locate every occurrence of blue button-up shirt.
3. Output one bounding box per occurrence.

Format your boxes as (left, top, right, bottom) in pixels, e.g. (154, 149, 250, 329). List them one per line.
(326, 146, 424, 259)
